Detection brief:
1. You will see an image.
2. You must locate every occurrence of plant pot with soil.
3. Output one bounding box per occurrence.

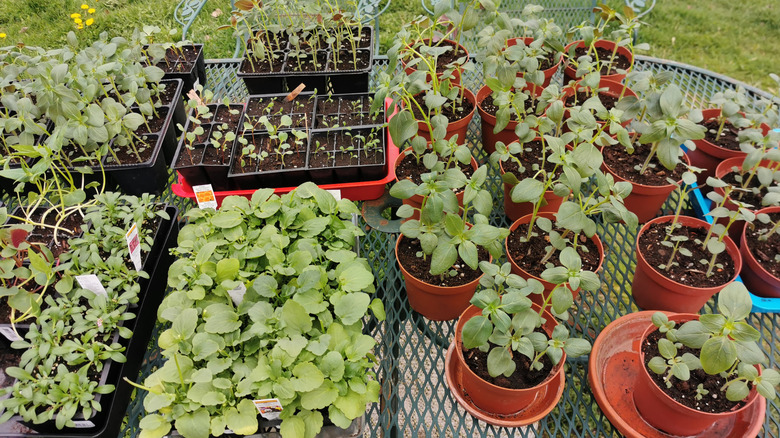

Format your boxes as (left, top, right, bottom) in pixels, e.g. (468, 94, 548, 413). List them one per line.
(687, 88, 773, 186)
(142, 34, 207, 94)
(560, 77, 638, 132)
(600, 83, 706, 223)
(476, 80, 542, 155)
(400, 38, 470, 86)
(740, 206, 780, 298)
(308, 125, 386, 184)
(632, 212, 743, 313)
(633, 283, 779, 436)
(392, 164, 507, 320)
(562, 5, 644, 84)
(711, 154, 780, 244)
(504, 37, 562, 87)
(445, 260, 590, 421)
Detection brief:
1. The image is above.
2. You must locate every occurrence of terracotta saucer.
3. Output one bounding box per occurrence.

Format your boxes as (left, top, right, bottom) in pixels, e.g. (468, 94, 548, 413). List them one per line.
(588, 311, 766, 438)
(444, 344, 565, 427)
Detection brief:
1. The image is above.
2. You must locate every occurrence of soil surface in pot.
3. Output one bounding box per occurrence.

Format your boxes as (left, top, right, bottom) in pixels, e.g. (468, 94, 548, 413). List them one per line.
(149, 45, 201, 72)
(462, 330, 554, 389)
(572, 46, 631, 76)
(15, 210, 83, 259)
(134, 107, 168, 135)
(105, 135, 158, 166)
(156, 83, 179, 107)
(395, 152, 475, 185)
(480, 93, 538, 120)
(502, 140, 562, 181)
(214, 105, 243, 126)
(744, 211, 780, 277)
(240, 55, 285, 74)
(411, 92, 474, 124)
(0, 343, 21, 389)
(507, 222, 600, 277)
(245, 96, 314, 131)
(702, 118, 741, 151)
(642, 327, 747, 413)
(330, 50, 370, 71)
(175, 144, 205, 167)
(603, 142, 685, 186)
(564, 90, 619, 111)
(720, 170, 768, 209)
(406, 41, 468, 72)
(397, 235, 487, 287)
(284, 51, 328, 72)
(637, 222, 736, 287)
(251, 31, 289, 51)
(202, 144, 231, 166)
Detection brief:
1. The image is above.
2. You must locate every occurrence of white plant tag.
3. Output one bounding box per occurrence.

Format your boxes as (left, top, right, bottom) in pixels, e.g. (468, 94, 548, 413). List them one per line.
(72, 420, 96, 428)
(326, 189, 342, 200)
(0, 326, 22, 342)
(253, 398, 283, 420)
(76, 274, 108, 298)
(227, 283, 247, 306)
(125, 223, 143, 272)
(193, 184, 218, 210)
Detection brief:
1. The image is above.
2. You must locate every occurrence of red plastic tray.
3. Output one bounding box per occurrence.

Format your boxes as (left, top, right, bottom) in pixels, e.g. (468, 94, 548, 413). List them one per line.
(171, 100, 399, 206)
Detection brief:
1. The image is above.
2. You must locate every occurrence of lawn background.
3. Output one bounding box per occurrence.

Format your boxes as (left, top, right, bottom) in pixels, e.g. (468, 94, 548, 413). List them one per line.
(0, 0, 778, 92)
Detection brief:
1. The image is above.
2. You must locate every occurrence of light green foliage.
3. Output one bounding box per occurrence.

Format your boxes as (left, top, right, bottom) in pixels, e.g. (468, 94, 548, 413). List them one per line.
(0, 193, 167, 428)
(649, 283, 780, 403)
(135, 184, 383, 438)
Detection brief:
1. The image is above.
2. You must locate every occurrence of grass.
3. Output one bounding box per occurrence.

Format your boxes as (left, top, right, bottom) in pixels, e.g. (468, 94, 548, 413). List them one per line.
(0, 0, 778, 92)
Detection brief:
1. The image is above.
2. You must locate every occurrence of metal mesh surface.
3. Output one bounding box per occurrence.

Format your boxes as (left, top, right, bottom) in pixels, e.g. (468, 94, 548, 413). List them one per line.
(113, 56, 780, 437)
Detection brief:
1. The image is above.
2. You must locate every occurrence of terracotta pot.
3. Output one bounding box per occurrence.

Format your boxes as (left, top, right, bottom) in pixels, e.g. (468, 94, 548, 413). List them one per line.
(451, 304, 564, 414)
(402, 38, 468, 85)
(395, 235, 485, 321)
(393, 147, 478, 220)
(632, 215, 743, 312)
(740, 206, 780, 298)
(714, 156, 778, 245)
(477, 85, 520, 155)
(505, 213, 605, 308)
(634, 313, 760, 436)
(499, 160, 565, 222)
(600, 145, 690, 223)
(416, 88, 475, 143)
(687, 109, 771, 187)
(505, 37, 562, 87)
(563, 39, 633, 83)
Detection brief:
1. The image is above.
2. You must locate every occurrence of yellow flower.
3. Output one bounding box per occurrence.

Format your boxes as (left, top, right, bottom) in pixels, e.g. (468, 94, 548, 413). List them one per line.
(0, 33, 6, 39)
(86, 18, 94, 26)
(77, 24, 84, 29)
(81, 4, 89, 9)
(70, 13, 81, 18)
(74, 18, 83, 24)
(88, 8, 95, 13)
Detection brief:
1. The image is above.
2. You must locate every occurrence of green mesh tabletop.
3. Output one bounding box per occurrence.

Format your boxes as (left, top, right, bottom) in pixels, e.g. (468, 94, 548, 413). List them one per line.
(113, 56, 780, 437)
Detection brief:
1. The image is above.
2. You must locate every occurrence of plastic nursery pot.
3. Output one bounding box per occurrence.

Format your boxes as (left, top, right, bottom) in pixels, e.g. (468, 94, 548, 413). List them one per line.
(505, 37, 562, 87)
(563, 39, 634, 83)
(393, 146, 477, 221)
(161, 43, 207, 96)
(713, 156, 777, 245)
(687, 108, 772, 186)
(499, 159, 565, 223)
(561, 79, 638, 128)
(633, 313, 761, 436)
(600, 145, 691, 224)
(740, 205, 780, 298)
(505, 212, 605, 308)
(395, 235, 486, 321)
(476, 85, 541, 156)
(416, 88, 475, 144)
(449, 304, 565, 415)
(632, 215, 743, 312)
(402, 38, 468, 85)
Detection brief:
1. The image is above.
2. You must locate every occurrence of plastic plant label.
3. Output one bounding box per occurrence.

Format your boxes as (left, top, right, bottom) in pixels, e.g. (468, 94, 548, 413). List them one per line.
(76, 274, 108, 298)
(227, 283, 247, 306)
(326, 189, 342, 200)
(253, 399, 283, 420)
(0, 327, 22, 342)
(193, 184, 218, 210)
(72, 420, 96, 428)
(286, 83, 306, 101)
(125, 223, 143, 272)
